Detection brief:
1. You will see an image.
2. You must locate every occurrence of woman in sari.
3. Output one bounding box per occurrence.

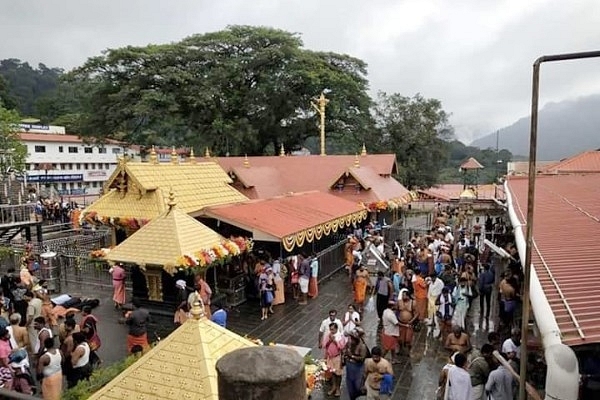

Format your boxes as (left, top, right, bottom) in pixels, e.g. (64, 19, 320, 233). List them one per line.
(110, 263, 126, 309)
(353, 265, 369, 313)
(271, 259, 285, 305)
(308, 255, 319, 298)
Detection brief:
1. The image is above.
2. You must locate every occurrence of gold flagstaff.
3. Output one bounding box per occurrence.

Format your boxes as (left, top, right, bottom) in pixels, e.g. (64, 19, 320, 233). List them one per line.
(311, 92, 329, 156)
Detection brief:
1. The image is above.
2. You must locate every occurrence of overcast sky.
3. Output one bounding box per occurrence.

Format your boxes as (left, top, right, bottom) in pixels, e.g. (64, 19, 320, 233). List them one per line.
(2, 0, 600, 143)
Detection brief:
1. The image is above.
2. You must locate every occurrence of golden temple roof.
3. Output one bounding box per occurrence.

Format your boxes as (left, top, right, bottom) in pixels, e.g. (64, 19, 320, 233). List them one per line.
(84, 160, 247, 220)
(105, 202, 224, 267)
(88, 315, 256, 400)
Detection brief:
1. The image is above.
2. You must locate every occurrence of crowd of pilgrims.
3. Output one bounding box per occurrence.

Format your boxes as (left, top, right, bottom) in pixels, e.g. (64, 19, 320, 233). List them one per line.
(320, 206, 530, 400)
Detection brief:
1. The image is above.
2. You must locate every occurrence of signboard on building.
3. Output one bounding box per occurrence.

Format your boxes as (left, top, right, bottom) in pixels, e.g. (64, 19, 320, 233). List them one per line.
(17, 174, 84, 183)
(19, 123, 50, 131)
(84, 170, 108, 181)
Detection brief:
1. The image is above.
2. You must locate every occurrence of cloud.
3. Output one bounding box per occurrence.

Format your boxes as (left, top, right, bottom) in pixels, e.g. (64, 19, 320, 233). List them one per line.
(1, 0, 600, 142)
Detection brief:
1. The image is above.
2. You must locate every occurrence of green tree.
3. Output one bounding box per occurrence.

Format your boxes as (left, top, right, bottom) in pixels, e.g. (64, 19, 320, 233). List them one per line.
(374, 92, 453, 188)
(0, 105, 27, 177)
(69, 26, 373, 154)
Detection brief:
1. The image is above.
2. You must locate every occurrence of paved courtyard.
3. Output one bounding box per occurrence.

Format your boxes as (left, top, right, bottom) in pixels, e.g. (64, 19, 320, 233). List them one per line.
(83, 267, 493, 400)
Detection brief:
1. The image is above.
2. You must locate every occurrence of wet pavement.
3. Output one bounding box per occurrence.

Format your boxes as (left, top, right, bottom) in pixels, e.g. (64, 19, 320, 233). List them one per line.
(79, 268, 497, 400)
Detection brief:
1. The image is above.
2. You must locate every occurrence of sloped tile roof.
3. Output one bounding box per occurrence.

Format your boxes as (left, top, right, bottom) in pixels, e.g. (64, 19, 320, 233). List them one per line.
(89, 315, 256, 400)
(213, 154, 409, 203)
(460, 157, 484, 170)
(507, 174, 600, 346)
(105, 204, 224, 267)
(541, 149, 600, 174)
(204, 191, 368, 251)
(84, 160, 247, 220)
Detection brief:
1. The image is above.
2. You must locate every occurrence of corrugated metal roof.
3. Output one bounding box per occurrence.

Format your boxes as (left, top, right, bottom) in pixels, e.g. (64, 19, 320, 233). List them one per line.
(541, 150, 600, 174)
(507, 174, 600, 346)
(418, 184, 504, 201)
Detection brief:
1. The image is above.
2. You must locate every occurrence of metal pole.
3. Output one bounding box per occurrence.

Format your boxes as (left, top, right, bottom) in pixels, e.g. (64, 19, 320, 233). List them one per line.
(519, 58, 540, 400)
(518, 49, 600, 400)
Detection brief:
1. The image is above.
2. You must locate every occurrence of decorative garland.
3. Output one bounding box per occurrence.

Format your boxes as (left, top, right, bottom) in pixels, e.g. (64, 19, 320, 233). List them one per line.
(173, 237, 253, 272)
(281, 209, 368, 252)
(361, 191, 417, 212)
(80, 211, 150, 231)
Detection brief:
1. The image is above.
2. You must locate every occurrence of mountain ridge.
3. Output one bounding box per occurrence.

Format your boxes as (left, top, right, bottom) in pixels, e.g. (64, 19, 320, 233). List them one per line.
(470, 94, 600, 160)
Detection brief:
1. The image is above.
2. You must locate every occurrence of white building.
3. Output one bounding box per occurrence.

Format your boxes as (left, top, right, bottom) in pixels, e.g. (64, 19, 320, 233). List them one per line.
(18, 124, 137, 196)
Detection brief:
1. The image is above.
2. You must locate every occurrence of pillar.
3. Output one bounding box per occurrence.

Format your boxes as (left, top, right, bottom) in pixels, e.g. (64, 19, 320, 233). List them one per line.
(216, 346, 306, 400)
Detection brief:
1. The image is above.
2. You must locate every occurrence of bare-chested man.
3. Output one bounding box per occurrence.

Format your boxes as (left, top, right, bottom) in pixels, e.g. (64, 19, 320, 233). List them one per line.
(445, 325, 471, 354)
(499, 272, 517, 328)
(397, 289, 417, 354)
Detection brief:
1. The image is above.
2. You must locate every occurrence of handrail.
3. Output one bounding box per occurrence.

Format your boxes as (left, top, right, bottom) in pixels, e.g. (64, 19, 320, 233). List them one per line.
(492, 351, 542, 400)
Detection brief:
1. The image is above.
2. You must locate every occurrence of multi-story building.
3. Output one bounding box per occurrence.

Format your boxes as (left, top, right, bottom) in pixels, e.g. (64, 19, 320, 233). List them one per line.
(18, 124, 136, 196)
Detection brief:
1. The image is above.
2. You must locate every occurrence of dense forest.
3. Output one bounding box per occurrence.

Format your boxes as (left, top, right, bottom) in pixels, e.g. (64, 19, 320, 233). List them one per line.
(0, 26, 512, 187)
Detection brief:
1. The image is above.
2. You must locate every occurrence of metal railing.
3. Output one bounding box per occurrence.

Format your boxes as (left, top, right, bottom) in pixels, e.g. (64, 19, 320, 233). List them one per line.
(0, 203, 37, 226)
(316, 240, 346, 282)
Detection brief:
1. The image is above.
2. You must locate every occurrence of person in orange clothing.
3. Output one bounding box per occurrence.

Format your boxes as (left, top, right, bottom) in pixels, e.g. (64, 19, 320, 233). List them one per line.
(413, 270, 430, 322)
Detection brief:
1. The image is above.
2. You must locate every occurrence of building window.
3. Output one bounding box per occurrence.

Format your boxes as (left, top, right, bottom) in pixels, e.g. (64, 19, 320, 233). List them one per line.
(34, 145, 46, 153)
(52, 164, 57, 170)
(58, 146, 64, 153)
(84, 147, 93, 154)
(98, 164, 103, 170)
(98, 147, 107, 154)
(83, 163, 88, 169)
(112, 148, 121, 154)
(91, 163, 95, 170)
(68, 163, 73, 170)
(68, 147, 78, 153)
(105, 163, 110, 169)
(61, 183, 67, 190)
(76, 163, 81, 169)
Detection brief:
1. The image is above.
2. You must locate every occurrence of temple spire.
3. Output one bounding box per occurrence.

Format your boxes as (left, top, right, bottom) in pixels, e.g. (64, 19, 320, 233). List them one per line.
(167, 188, 176, 210)
(354, 154, 360, 168)
(205, 147, 211, 158)
(149, 145, 158, 164)
(279, 143, 285, 157)
(189, 148, 197, 164)
(243, 154, 250, 168)
(361, 143, 367, 157)
(170, 147, 178, 164)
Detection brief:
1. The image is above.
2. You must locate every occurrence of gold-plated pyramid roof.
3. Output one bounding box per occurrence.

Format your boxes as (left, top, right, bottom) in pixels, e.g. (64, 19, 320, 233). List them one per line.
(88, 317, 256, 400)
(105, 205, 224, 267)
(83, 161, 247, 220)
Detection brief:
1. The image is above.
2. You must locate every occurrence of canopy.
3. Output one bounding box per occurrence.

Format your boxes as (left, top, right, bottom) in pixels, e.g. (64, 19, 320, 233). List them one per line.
(203, 191, 368, 252)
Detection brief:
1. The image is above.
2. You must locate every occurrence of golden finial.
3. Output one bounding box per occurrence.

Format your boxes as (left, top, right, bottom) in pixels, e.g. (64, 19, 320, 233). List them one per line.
(190, 300, 204, 320)
(117, 174, 127, 194)
(243, 154, 250, 168)
(170, 146, 178, 164)
(279, 143, 285, 157)
(149, 146, 158, 164)
(205, 147, 211, 158)
(361, 143, 367, 157)
(189, 148, 197, 164)
(167, 188, 176, 209)
(354, 154, 360, 168)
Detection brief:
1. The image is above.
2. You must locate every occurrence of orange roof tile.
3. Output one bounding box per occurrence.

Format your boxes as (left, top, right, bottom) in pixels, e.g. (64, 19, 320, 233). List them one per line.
(507, 174, 600, 346)
(203, 191, 368, 251)
(212, 154, 409, 203)
(460, 157, 484, 170)
(541, 149, 600, 174)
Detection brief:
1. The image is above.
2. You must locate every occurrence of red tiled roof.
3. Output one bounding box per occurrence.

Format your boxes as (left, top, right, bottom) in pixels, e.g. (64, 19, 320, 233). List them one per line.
(211, 154, 409, 203)
(460, 157, 484, 170)
(417, 184, 504, 201)
(541, 149, 600, 174)
(203, 191, 367, 248)
(507, 174, 600, 346)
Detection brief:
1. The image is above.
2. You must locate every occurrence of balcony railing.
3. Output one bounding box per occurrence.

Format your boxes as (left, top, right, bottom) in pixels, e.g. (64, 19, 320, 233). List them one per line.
(0, 203, 37, 226)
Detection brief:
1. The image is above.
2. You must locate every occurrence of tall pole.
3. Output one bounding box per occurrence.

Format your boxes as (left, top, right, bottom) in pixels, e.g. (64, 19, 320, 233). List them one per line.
(519, 50, 600, 400)
(311, 92, 329, 156)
